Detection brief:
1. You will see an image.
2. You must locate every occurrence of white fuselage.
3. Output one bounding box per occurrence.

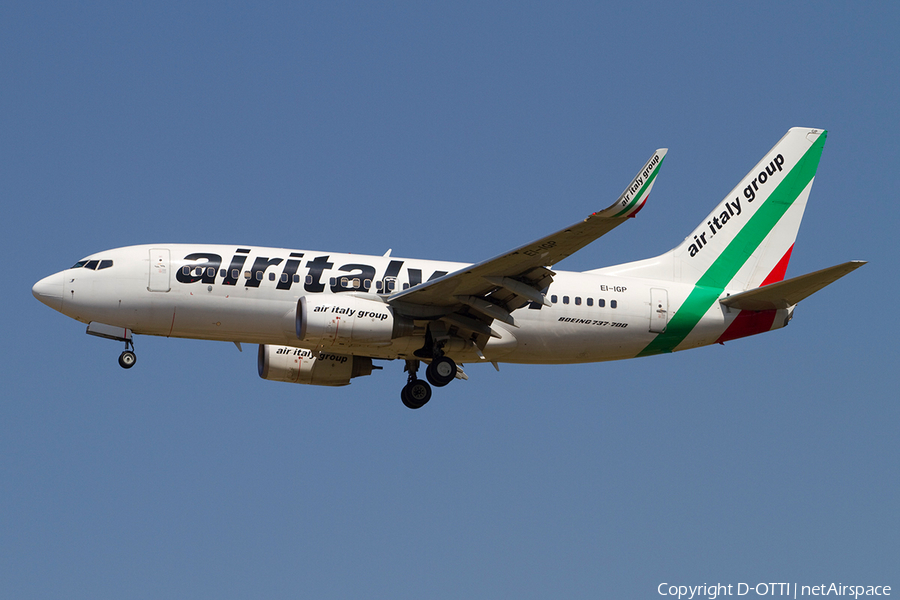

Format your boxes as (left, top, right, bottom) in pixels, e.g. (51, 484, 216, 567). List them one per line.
(33, 244, 775, 366)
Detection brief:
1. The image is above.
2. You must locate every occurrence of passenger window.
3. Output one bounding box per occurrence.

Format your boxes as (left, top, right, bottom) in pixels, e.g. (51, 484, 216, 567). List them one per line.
(281, 273, 288, 283)
(293, 274, 301, 283)
(587, 298, 593, 306)
(551, 295, 558, 304)
(220, 269, 227, 278)
(352, 278, 360, 288)
(99, 260, 113, 270)
(306, 275, 312, 285)
(244, 271, 251, 279)
(364, 279, 371, 289)
(269, 272, 276, 281)
(563, 296, 569, 305)
(329, 278, 336, 286)
(256, 271, 263, 281)
(232, 269, 239, 279)
(208, 267, 216, 278)
(341, 277, 349, 288)
(575, 297, 581, 305)
(182, 266, 191, 276)
(611, 300, 617, 309)
(598, 299, 605, 307)
(376, 281, 383, 291)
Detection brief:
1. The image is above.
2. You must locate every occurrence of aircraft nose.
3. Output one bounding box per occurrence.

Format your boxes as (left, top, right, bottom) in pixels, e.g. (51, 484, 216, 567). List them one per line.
(33, 272, 65, 312)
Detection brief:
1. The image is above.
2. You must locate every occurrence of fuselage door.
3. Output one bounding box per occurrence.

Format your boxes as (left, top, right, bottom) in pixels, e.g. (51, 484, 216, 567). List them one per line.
(148, 248, 171, 292)
(650, 288, 668, 333)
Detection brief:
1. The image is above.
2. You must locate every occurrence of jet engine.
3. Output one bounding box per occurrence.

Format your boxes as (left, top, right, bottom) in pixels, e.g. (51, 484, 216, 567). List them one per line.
(258, 344, 373, 386)
(296, 295, 413, 348)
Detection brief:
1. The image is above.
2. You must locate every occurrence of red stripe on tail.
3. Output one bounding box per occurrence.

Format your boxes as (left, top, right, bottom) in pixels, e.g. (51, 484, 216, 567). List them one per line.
(760, 244, 794, 286)
(716, 309, 778, 344)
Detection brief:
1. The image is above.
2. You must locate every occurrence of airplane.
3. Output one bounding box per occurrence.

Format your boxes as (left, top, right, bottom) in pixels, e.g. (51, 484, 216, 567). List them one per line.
(33, 127, 865, 409)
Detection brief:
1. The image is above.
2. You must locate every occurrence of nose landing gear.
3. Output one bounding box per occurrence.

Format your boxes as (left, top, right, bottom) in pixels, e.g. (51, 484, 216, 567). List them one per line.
(118, 338, 137, 369)
(85, 322, 137, 370)
(118, 349, 137, 369)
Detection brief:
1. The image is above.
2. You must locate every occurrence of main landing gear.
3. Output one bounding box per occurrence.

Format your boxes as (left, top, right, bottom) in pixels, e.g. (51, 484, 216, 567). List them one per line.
(426, 355, 457, 387)
(401, 360, 432, 409)
(400, 353, 459, 409)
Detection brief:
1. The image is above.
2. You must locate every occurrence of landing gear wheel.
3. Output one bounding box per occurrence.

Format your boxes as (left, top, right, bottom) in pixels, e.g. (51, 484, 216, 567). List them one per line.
(426, 356, 457, 387)
(401, 379, 432, 409)
(118, 350, 137, 369)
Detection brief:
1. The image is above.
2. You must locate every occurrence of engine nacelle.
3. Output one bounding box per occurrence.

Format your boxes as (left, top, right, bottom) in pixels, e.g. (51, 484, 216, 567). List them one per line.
(258, 344, 373, 387)
(296, 295, 413, 348)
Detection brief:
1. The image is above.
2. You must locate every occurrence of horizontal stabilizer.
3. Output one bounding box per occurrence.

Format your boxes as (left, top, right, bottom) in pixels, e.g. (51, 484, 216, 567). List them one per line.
(720, 261, 866, 311)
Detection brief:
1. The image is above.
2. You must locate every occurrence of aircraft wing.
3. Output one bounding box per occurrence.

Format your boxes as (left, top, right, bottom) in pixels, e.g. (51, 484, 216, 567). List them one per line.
(388, 149, 667, 331)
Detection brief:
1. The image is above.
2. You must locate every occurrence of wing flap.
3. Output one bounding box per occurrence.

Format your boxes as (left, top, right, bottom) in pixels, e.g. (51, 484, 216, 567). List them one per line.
(720, 261, 866, 311)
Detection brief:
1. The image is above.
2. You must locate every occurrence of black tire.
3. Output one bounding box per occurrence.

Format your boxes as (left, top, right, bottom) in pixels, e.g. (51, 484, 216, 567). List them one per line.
(425, 356, 457, 387)
(118, 351, 137, 369)
(401, 379, 432, 409)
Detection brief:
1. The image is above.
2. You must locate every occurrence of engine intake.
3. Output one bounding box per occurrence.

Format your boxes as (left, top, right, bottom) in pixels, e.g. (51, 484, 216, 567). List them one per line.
(258, 344, 373, 386)
(296, 295, 413, 348)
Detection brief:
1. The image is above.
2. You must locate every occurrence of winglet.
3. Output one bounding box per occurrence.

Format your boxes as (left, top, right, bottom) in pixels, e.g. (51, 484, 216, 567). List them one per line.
(595, 148, 667, 219)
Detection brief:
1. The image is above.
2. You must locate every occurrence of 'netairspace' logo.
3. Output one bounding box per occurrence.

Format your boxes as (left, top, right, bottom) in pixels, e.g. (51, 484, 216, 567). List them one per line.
(657, 582, 892, 599)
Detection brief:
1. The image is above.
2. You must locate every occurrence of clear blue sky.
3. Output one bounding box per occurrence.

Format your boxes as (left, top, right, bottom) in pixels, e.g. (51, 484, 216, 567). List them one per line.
(3, 2, 897, 598)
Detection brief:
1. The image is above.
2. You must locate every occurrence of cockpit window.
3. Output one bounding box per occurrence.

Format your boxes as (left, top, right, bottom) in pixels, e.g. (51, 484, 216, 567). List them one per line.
(71, 259, 114, 270)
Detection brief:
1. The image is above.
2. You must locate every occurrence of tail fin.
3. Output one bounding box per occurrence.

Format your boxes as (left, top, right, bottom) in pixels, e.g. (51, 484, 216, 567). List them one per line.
(593, 127, 827, 291)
